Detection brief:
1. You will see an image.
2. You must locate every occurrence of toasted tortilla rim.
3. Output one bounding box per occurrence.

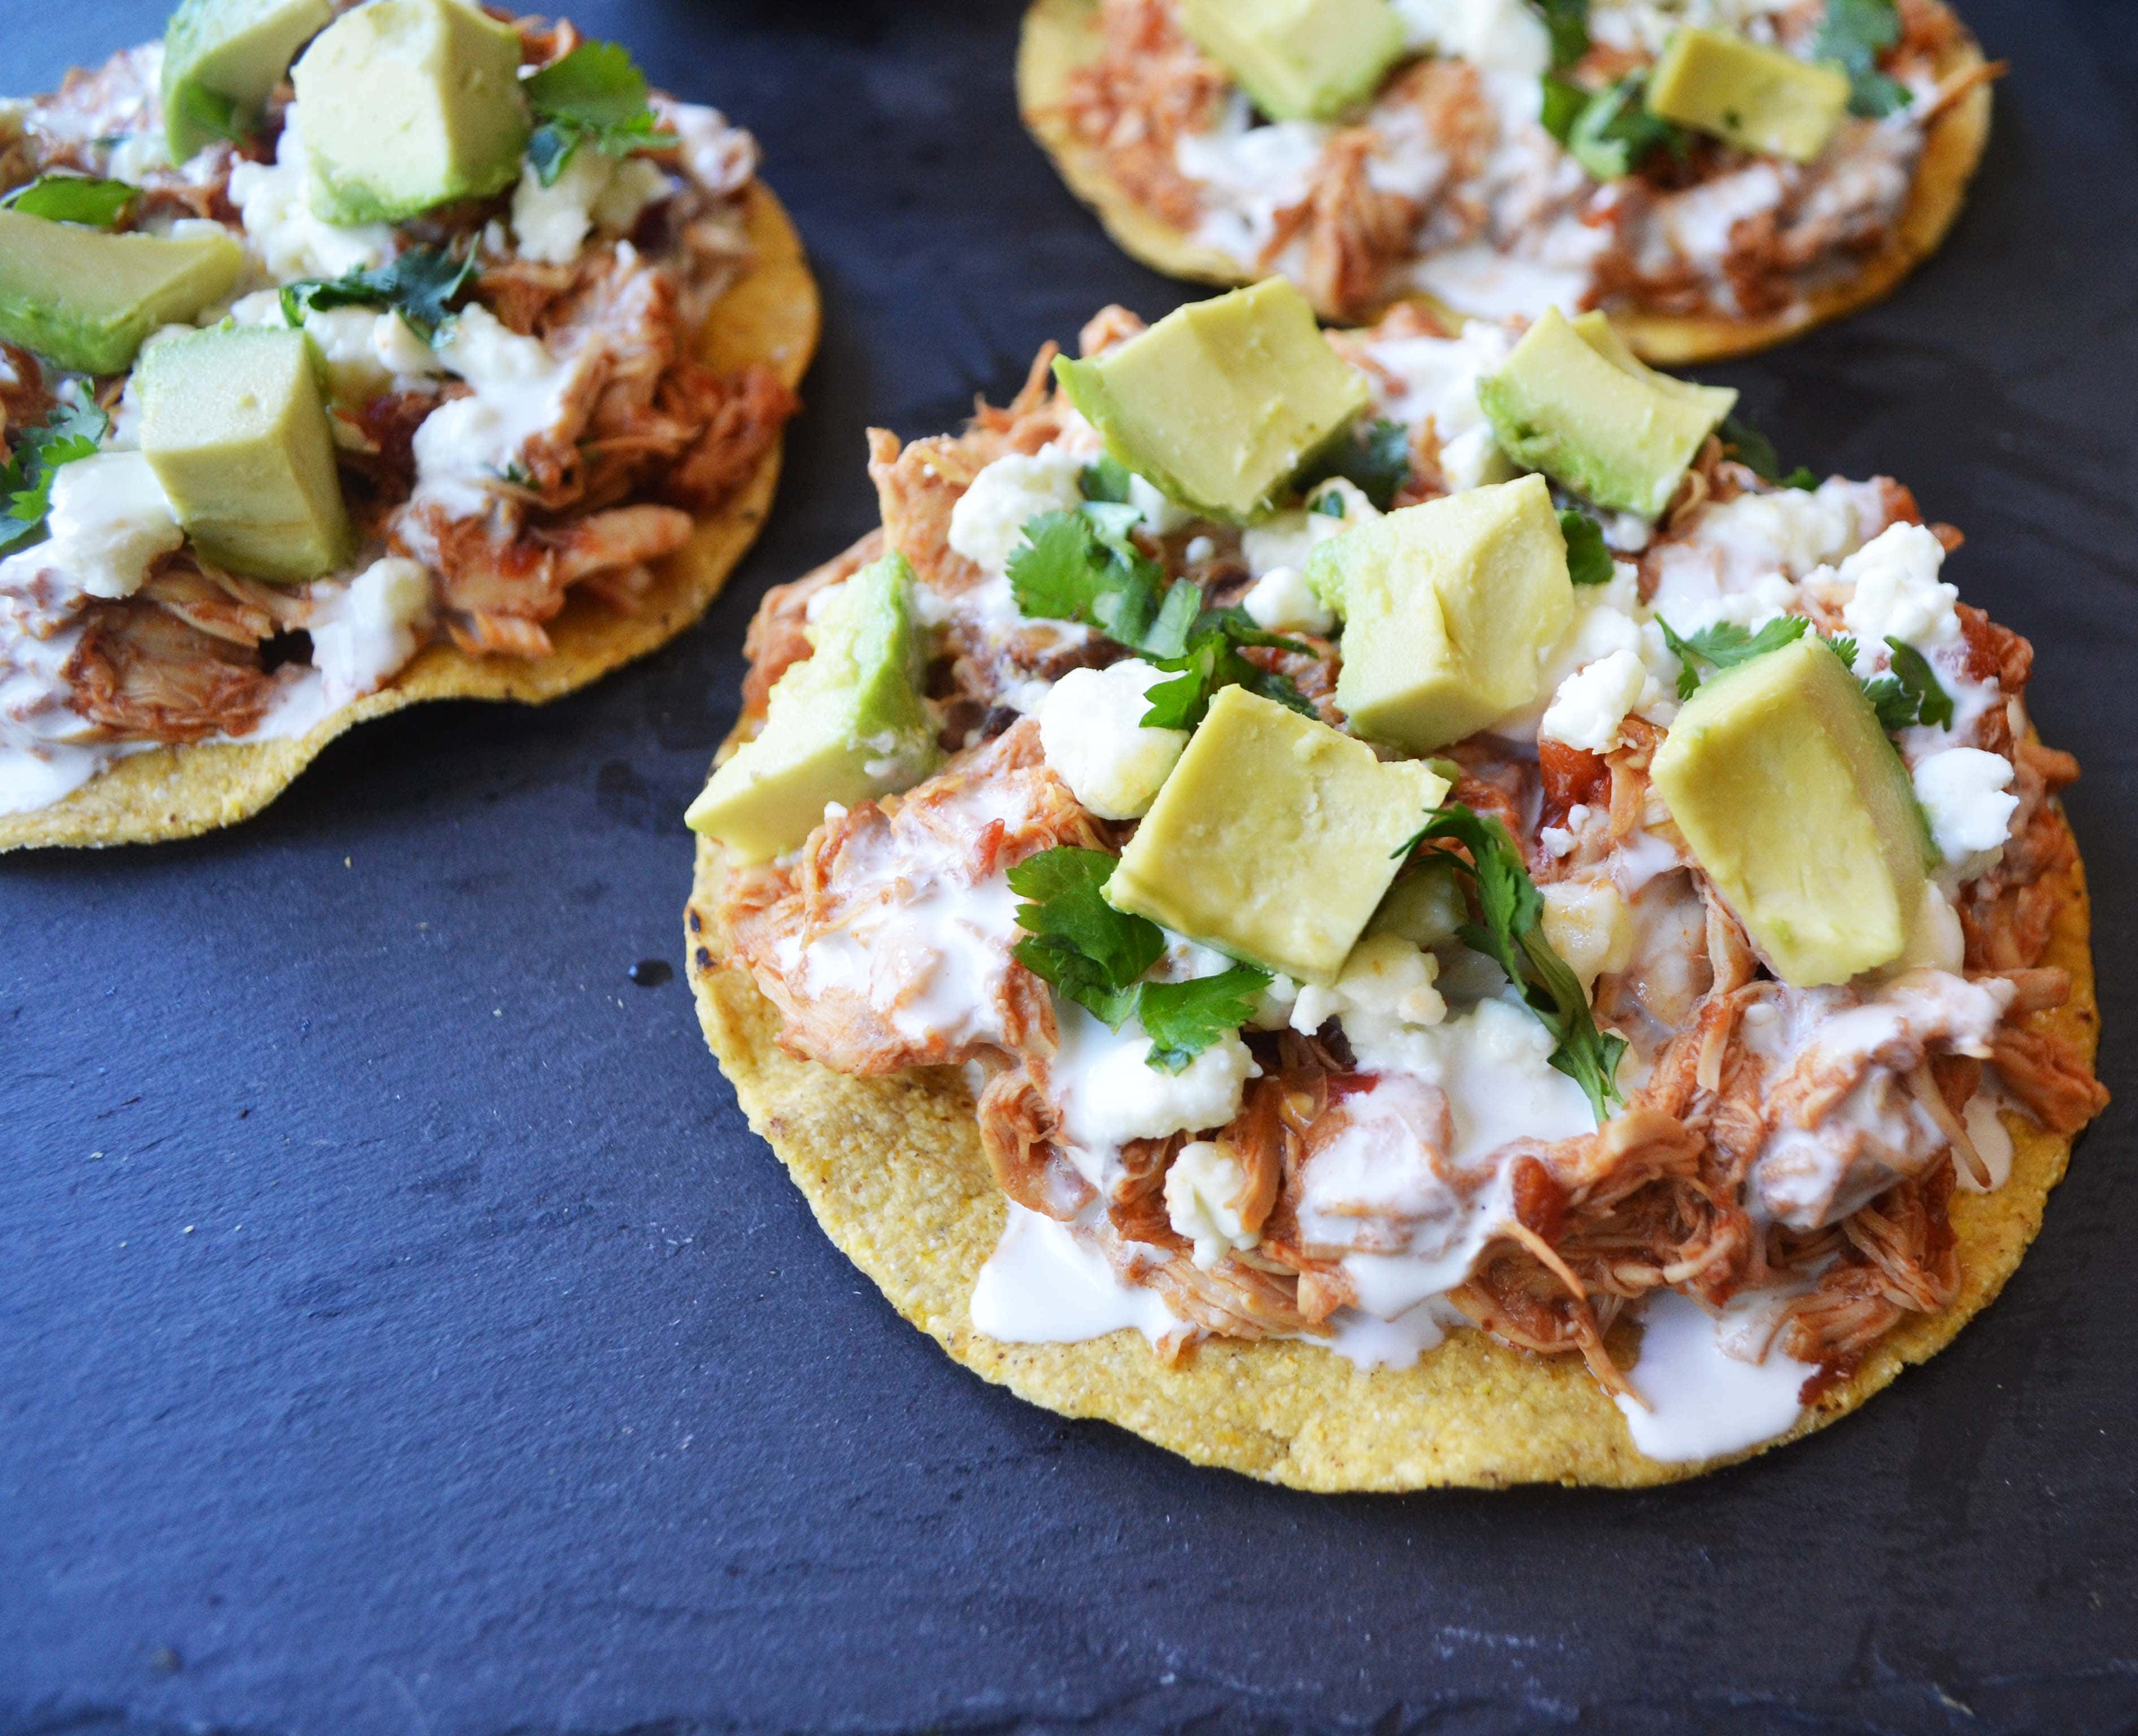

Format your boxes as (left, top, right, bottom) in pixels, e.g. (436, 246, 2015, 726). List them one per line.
(0, 181, 819, 853)
(1016, 0, 1994, 365)
(684, 644, 2098, 1487)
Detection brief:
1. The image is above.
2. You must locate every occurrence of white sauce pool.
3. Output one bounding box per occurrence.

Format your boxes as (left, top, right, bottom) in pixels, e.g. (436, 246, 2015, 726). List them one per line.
(1614, 1290, 1817, 1462)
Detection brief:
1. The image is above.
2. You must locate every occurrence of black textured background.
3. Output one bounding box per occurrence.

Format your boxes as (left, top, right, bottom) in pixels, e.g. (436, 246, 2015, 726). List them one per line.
(5, 2, 2136, 1731)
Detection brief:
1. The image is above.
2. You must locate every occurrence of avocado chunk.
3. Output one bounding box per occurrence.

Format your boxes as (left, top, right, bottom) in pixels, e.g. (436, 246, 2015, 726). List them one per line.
(1476, 307, 1737, 519)
(1646, 28, 1850, 163)
(1650, 635, 1930, 987)
(1053, 280, 1370, 524)
(1307, 474, 1574, 753)
(162, 0, 334, 162)
(1179, 0, 1406, 123)
(0, 211, 242, 375)
(1104, 685, 1448, 985)
(292, 0, 530, 224)
(137, 325, 353, 583)
(685, 554, 942, 865)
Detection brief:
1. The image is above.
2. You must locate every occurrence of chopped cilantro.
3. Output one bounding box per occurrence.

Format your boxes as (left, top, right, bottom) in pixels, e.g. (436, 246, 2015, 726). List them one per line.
(279, 244, 477, 339)
(1547, 73, 1688, 181)
(1814, 0, 1911, 118)
(1558, 508, 1615, 586)
(1659, 615, 1809, 699)
(1140, 966, 1273, 1074)
(524, 40, 678, 186)
(1526, 0, 1591, 70)
(1141, 607, 1314, 731)
(1, 175, 134, 228)
(1390, 804, 1626, 1122)
(1007, 847, 1268, 1070)
(1079, 453, 1133, 504)
(1540, 73, 1591, 141)
(1720, 413, 1818, 490)
(1006, 506, 1202, 658)
(1878, 636, 1955, 729)
(1296, 417, 1411, 511)
(0, 397, 108, 552)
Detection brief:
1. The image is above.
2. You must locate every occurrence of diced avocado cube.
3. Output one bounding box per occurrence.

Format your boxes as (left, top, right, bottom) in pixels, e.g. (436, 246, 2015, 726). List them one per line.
(1307, 474, 1574, 753)
(1180, 0, 1406, 123)
(1650, 635, 1931, 987)
(137, 325, 353, 583)
(0, 211, 242, 375)
(1104, 685, 1448, 984)
(1646, 28, 1850, 163)
(162, 0, 334, 161)
(1476, 306, 1737, 519)
(1053, 280, 1370, 524)
(292, 0, 530, 224)
(685, 554, 942, 864)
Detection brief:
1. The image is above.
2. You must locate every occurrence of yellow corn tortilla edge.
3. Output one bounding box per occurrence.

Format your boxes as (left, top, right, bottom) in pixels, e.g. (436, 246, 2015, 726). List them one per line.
(1, 180, 820, 852)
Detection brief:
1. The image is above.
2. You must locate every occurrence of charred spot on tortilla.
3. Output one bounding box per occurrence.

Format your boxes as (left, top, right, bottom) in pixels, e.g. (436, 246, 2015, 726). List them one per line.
(682, 289, 2104, 1490)
(1016, 0, 1996, 362)
(0, 7, 819, 849)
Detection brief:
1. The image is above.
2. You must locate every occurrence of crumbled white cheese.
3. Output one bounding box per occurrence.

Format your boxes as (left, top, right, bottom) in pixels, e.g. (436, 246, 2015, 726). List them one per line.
(1127, 471, 1194, 536)
(226, 108, 394, 282)
(1240, 480, 1373, 578)
(511, 148, 670, 266)
(662, 101, 758, 195)
(1437, 423, 1515, 492)
(1912, 747, 2018, 871)
(1540, 646, 1649, 752)
(106, 130, 171, 184)
(309, 556, 432, 705)
(1837, 522, 1960, 672)
(1539, 879, 1635, 993)
(1164, 1140, 1258, 1269)
(42, 452, 182, 600)
(1291, 933, 1448, 1071)
(1390, 0, 1550, 74)
(946, 444, 1085, 575)
(1241, 564, 1335, 635)
(228, 294, 444, 404)
(1055, 1007, 1258, 1149)
(1036, 660, 1188, 821)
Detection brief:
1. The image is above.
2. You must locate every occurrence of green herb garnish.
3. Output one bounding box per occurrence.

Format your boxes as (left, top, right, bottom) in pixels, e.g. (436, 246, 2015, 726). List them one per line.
(1296, 417, 1411, 511)
(1006, 507, 1202, 658)
(1814, 0, 1911, 118)
(1141, 607, 1315, 731)
(1855, 635, 1954, 731)
(1545, 72, 1688, 181)
(1526, 0, 1591, 71)
(1007, 847, 1270, 1071)
(1079, 453, 1133, 504)
(1, 175, 135, 228)
(278, 244, 479, 340)
(524, 41, 678, 186)
(1720, 413, 1818, 490)
(1558, 507, 1615, 586)
(1658, 615, 1810, 699)
(0, 398, 108, 552)
(1392, 804, 1626, 1122)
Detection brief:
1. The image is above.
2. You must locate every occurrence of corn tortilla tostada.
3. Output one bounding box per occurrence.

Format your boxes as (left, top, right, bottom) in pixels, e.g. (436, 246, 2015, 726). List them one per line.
(684, 283, 2104, 1488)
(1017, 0, 1994, 364)
(0, 3, 819, 850)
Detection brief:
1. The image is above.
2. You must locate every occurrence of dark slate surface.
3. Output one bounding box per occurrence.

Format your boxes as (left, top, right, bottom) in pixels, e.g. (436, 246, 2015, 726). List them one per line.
(5, 1, 2136, 1730)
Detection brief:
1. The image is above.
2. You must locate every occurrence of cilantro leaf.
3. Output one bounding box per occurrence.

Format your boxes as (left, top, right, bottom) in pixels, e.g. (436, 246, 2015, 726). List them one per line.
(1, 175, 134, 227)
(1140, 966, 1274, 1073)
(0, 398, 108, 552)
(279, 244, 477, 339)
(1080, 454, 1133, 504)
(524, 40, 678, 186)
(1540, 74, 1591, 142)
(1141, 608, 1314, 732)
(1296, 417, 1411, 511)
(1392, 805, 1626, 1122)
(1720, 413, 1818, 490)
(1815, 0, 1911, 118)
(1823, 633, 1859, 670)
(1658, 615, 1810, 698)
(1882, 636, 1954, 729)
(1006, 507, 1201, 658)
(1859, 675, 1916, 732)
(1554, 73, 1687, 181)
(1558, 508, 1615, 586)
(1007, 847, 1267, 1069)
(1526, 0, 1591, 71)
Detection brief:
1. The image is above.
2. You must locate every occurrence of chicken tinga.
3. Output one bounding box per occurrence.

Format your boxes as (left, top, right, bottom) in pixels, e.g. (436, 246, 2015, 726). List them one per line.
(685, 281, 2103, 1488)
(0, 0, 815, 848)
(1019, 0, 1994, 361)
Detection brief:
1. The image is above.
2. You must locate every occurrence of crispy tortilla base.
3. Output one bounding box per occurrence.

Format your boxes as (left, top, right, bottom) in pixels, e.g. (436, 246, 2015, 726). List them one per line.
(0, 182, 819, 852)
(1016, 0, 1993, 365)
(685, 805, 2098, 1490)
